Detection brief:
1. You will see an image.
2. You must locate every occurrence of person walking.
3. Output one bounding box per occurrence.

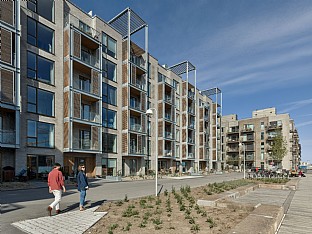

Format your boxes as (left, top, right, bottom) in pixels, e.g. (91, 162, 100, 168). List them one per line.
(77, 164, 89, 211)
(47, 163, 66, 216)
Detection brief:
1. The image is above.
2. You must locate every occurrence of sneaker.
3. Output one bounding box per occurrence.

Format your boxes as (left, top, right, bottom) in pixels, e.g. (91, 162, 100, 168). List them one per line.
(47, 206, 52, 216)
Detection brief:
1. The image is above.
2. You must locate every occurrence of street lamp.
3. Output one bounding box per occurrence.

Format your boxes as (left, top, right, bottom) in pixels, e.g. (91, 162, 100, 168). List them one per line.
(146, 108, 158, 196)
(239, 143, 246, 179)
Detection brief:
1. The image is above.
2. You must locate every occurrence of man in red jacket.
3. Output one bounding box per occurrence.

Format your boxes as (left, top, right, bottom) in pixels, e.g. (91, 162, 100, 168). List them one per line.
(47, 163, 66, 216)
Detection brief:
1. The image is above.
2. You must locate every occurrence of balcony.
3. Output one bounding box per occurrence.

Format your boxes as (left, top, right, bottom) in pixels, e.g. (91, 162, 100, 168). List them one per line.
(227, 128, 239, 134)
(188, 107, 195, 115)
(129, 146, 145, 155)
(188, 122, 195, 129)
(187, 153, 195, 159)
(165, 95, 173, 104)
(80, 111, 100, 123)
(267, 135, 276, 141)
(241, 127, 254, 132)
(130, 54, 145, 69)
(0, 130, 16, 145)
(241, 136, 254, 142)
(80, 50, 99, 68)
(226, 156, 239, 162)
(245, 154, 254, 161)
(130, 78, 146, 91)
(267, 124, 283, 130)
(188, 91, 195, 99)
(164, 113, 172, 122)
(188, 137, 195, 144)
(227, 147, 239, 153)
(164, 150, 172, 157)
(227, 138, 239, 143)
(164, 131, 173, 139)
(129, 99, 142, 112)
(73, 138, 98, 151)
(130, 124, 142, 133)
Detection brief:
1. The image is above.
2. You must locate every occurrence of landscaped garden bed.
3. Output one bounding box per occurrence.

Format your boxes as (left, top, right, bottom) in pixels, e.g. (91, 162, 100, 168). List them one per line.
(88, 180, 256, 234)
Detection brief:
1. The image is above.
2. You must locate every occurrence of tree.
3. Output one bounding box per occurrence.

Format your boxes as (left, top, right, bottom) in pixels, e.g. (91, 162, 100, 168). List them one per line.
(271, 134, 287, 161)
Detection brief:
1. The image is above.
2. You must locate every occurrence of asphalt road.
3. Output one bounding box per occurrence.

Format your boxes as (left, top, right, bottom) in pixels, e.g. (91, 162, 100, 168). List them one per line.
(0, 172, 242, 233)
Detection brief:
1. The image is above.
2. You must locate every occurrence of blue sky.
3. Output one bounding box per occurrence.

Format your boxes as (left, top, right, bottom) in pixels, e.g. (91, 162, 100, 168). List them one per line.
(72, 0, 312, 162)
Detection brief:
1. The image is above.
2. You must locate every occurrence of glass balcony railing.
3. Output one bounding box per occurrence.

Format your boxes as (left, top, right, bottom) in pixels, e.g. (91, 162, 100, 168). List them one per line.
(187, 153, 194, 159)
(164, 150, 172, 157)
(130, 124, 142, 132)
(188, 91, 195, 99)
(130, 54, 145, 69)
(81, 111, 100, 123)
(165, 95, 172, 103)
(0, 130, 16, 144)
(129, 146, 145, 155)
(164, 131, 173, 139)
(130, 100, 142, 111)
(81, 50, 99, 68)
(189, 122, 195, 129)
(73, 77, 99, 96)
(164, 113, 172, 121)
(188, 138, 195, 144)
(188, 107, 195, 115)
(130, 78, 146, 91)
(73, 137, 98, 151)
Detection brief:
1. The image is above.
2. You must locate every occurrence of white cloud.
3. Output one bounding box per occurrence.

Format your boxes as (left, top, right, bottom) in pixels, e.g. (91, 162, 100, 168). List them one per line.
(280, 98, 312, 113)
(296, 120, 312, 128)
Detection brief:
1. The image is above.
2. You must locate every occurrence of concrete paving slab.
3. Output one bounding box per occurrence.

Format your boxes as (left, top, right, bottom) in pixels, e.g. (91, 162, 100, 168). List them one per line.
(12, 206, 106, 234)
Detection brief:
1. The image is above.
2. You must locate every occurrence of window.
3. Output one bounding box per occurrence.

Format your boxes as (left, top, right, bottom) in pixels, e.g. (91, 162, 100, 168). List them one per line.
(260, 122, 264, 130)
(102, 108, 117, 129)
(101, 158, 117, 176)
(81, 104, 91, 121)
(27, 0, 54, 22)
(102, 59, 116, 82)
(102, 83, 116, 105)
(79, 130, 90, 149)
(27, 51, 54, 84)
(78, 76, 91, 93)
(261, 132, 264, 140)
(27, 120, 54, 148)
(27, 17, 54, 53)
(102, 33, 116, 58)
(103, 133, 117, 153)
(27, 86, 54, 116)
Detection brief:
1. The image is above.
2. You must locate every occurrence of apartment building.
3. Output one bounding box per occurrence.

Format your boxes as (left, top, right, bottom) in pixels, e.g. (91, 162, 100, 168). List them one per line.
(0, 1, 21, 181)
(222, 107, 301, 170)
(0, 0, 222, 180)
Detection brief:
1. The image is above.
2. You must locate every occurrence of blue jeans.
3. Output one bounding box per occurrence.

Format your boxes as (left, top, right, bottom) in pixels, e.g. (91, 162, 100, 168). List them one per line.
(80, 190, 86, 206)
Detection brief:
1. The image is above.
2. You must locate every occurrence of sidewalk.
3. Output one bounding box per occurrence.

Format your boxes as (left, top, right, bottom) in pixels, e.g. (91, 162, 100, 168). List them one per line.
(277, 174, 312, 233)
(12, 206, 107, 234)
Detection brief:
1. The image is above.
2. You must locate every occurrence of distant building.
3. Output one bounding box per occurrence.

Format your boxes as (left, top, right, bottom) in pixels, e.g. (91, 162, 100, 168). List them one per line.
(222, 108, 301, 170)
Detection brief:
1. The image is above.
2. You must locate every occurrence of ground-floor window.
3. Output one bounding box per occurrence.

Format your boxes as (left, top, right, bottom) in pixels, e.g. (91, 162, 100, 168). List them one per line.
(27, 155, 54, 179)
(102, 158, 117, 177)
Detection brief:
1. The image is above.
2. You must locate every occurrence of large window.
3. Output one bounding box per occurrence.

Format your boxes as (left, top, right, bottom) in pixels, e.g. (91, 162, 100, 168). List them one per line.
(27, 17, 54, 53)
(102, 83, 117, 105)
(27, 155, 55, 179)
(101, 158, 117, 177)
(102, 108, 117, 129)
(27, 51, 54, 84)
(27, 120, 54, 148)
(102, 59, 116, 82)
(27, 86, 54, 117)
(103, 133, 117, 153)
(102, 33, 117, 58)
(27, 0, 55, 22)
(79, 130, 91, 149)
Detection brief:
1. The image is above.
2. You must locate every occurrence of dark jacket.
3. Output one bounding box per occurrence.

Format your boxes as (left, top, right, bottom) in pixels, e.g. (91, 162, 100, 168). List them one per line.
(77, 171, 88, 191)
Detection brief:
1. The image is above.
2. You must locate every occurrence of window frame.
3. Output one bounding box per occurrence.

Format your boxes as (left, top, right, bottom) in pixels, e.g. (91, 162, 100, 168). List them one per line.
(27, 17, 55, 54)
(27, 0, 55, 23)
(102, 33, 117, 58)
(102, 133, 117, 153)
(27, 120, 55, 148)
(27, 86, 55, 117)
(102, 83, 117, 106)
(27, 51, 54, 85)
(102, 107, 117, 129)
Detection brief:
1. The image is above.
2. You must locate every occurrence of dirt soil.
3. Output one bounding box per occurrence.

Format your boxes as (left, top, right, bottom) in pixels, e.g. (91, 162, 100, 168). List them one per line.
(87, 185, 252, 234)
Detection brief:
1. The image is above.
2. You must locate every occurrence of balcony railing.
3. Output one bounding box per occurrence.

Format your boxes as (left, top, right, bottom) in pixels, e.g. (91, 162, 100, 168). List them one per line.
(241, 127, 254, 132)
(130, 100, 142, 111)
(81, 111, 100, 123)
(188, 91, 195, 99)
(164, 131, 173, 139)
(129, 147, 145, 155)
(130, 54, 145, 69)
(227, 138, 239, 142)
(164, 150, 172, 157)
(73, 77, 99, 96)
(189, 122, 195, 129)
(130, 124, 142, 132)
(188, 108, 195, 115)
(73, 138, 98, 151)
(81, 50, 99, 68)
(165, 95, 173, 104)
(164, 113, 172, 121)
(0, 130, 16, 145)
(130, 78, 146, 91)
(227, 147, 239, 152)
(187, 153, 194, 159)
(241, 136, 254, 142)
(188, 138, 195, 144)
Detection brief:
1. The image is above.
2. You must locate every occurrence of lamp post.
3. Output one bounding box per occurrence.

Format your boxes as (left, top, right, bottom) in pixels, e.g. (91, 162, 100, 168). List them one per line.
(146, 108, 158, 196)
(239, 143, 246, 179)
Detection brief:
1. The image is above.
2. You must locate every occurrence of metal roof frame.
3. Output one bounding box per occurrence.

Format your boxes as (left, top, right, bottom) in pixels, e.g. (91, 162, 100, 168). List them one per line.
(169, 61, 196, 76)
(201, 87, 221, 97)
(108, 8, 147, 39)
